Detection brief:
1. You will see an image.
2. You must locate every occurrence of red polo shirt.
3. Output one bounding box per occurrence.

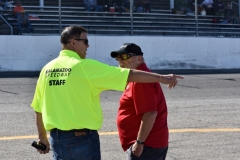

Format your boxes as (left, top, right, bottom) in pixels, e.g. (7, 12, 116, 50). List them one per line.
(116, 63, 169, 151)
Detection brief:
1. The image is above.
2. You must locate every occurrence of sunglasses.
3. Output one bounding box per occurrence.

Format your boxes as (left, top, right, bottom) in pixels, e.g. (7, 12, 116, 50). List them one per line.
(115, 53, 138, 61)
(73, 39, 88, 45)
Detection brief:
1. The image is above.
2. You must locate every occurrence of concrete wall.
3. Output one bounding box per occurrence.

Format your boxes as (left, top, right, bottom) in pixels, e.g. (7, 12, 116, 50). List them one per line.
(0, 35, 240, 71)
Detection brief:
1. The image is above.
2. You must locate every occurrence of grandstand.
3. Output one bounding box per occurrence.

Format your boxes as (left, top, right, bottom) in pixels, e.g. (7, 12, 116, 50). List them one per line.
(0, 0, 240, 37)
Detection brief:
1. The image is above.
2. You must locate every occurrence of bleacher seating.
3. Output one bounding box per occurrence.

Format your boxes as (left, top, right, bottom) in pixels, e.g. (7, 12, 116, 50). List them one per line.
(0, 0, 240, 37)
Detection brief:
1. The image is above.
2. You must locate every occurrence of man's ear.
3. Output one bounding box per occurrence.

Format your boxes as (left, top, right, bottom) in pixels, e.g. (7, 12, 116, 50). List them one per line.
(72, 40, 75, 46)
(69, 39, 75, 47)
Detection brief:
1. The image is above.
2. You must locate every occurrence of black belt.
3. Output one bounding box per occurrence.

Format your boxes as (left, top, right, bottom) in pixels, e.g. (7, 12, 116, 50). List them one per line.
(50, 128, 95, 133)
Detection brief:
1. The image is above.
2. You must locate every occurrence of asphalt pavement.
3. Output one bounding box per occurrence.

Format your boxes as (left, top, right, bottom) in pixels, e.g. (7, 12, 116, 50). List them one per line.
(0, 73, 239, 160)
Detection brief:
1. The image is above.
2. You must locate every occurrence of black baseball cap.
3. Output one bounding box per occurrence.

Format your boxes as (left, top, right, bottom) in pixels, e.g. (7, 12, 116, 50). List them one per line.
(110, 43, 144, 58)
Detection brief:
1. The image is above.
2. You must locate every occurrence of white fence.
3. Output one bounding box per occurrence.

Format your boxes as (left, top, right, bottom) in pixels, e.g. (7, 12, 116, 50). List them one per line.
(0, 35, 240, 71)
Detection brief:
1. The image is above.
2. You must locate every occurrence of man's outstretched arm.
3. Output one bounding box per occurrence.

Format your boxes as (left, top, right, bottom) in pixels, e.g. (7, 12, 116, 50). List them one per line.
(128, 69, 184, 89)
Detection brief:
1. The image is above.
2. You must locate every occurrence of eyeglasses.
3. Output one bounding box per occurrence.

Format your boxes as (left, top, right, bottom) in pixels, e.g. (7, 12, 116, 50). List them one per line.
(115, 53, 138, 61)
(73, 39, 88, 45)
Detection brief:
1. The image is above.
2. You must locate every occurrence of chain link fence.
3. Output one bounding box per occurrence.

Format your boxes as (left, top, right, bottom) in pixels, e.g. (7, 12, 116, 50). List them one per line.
(0, 0, 240, 36)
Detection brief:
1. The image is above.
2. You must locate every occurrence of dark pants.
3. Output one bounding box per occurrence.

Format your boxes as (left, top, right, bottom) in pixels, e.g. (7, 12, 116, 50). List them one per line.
(18, 21, 32, 34)
(50, 129, 101, 160)
(126, 145, 168, 160)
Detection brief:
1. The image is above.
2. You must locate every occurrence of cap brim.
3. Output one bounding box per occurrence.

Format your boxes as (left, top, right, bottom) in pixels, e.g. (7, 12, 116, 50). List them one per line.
(110, 49, 128, 58)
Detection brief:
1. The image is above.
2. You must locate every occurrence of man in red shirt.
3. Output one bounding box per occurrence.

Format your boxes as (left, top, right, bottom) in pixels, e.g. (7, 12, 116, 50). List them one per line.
(111, 43, 173, 159)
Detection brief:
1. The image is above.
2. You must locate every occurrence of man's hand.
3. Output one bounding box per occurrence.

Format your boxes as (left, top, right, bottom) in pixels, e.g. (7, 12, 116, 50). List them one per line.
(161, 74, 184, 89)
(37, 137, 50, 154)
(131, 142, 144, 157)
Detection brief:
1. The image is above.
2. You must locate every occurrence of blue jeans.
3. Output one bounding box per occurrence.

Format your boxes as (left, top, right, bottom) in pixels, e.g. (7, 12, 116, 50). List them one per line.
(18, 21, 32, 33)
(50, 129, 101, 160)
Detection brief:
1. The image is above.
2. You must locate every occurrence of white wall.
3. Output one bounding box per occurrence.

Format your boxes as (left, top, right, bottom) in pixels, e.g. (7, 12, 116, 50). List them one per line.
(0, 35, 240, 71)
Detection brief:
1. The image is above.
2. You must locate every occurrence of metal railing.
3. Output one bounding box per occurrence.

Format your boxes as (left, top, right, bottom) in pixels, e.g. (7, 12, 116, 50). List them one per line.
(231, 1, 240, 17)
(0, 14, 13, 35)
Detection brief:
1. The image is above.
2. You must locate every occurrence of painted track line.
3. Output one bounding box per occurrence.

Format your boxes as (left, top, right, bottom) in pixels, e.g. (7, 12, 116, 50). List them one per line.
(1, 128, 240, 140)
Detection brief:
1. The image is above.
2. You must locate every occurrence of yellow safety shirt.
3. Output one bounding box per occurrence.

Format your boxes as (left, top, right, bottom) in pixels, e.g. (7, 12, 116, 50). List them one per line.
(31, 50, 130, 131)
